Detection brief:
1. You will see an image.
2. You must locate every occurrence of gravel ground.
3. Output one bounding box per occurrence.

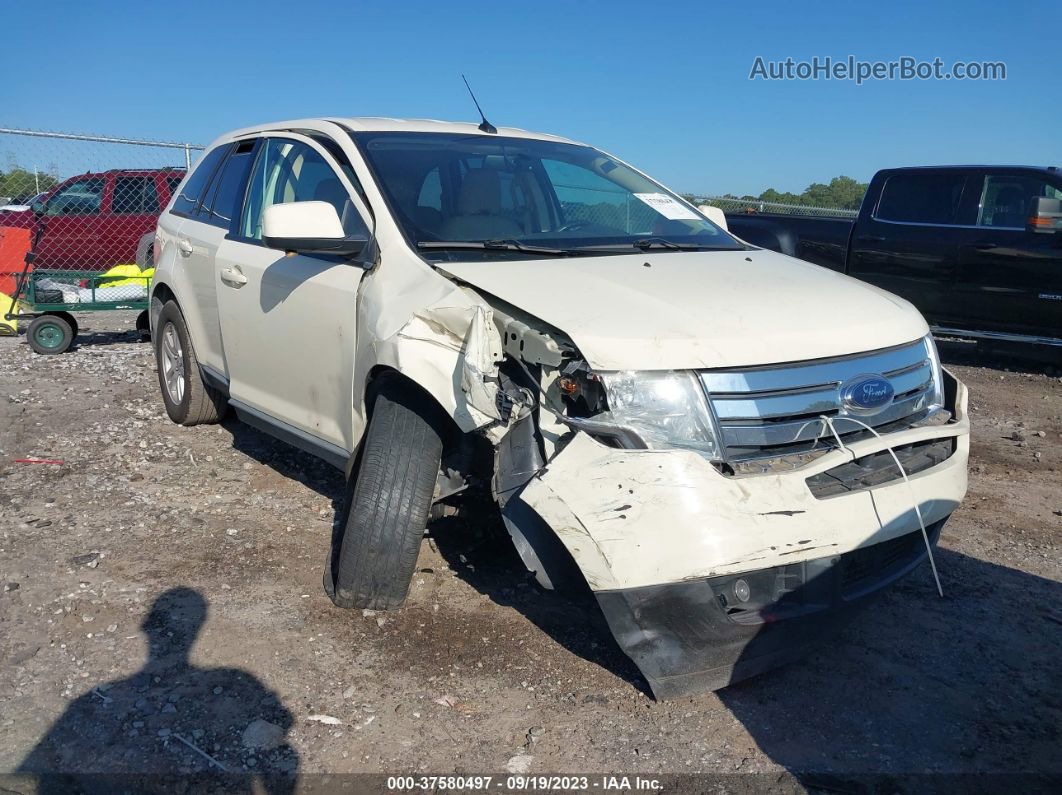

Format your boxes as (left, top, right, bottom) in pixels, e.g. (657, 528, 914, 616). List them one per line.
(0, 314, 1059, 790)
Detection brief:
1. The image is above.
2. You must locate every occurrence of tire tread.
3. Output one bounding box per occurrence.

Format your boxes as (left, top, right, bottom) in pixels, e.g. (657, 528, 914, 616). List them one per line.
(333, 381, 443, 610)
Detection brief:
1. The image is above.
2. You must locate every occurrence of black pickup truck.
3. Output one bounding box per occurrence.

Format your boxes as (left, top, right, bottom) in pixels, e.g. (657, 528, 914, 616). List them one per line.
(724, 166, 1062, 352)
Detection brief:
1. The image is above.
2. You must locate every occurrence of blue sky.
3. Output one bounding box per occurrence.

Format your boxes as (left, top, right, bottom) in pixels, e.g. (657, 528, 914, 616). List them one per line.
(4, 0, 1059, 196)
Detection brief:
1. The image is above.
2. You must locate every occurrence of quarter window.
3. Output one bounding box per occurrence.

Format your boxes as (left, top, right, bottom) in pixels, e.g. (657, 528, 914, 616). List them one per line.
(240, 138, 366, 241)
(875, 173, 967, 225)
(977, 175, 1062, 228)
(172, 145, 229, 216)
(112, 176, 159, 214)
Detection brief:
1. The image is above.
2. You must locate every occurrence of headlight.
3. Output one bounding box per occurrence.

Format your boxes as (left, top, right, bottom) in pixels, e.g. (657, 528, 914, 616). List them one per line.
(595, 370, 721, 460)
(924, 334, 945, 411)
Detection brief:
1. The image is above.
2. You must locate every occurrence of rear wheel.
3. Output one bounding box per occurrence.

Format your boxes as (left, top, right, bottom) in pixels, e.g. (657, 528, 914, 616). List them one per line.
(331, 379, 445, 610)
(27, 313, 74, 355)
(154, 300, 225, 426)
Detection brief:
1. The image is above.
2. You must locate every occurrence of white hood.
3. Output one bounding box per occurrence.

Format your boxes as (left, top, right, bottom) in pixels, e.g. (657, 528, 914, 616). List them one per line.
(441, 248, 930, 370)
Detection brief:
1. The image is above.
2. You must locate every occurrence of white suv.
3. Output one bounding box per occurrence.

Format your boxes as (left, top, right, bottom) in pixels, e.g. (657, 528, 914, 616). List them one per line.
(151, 117, 969, 699)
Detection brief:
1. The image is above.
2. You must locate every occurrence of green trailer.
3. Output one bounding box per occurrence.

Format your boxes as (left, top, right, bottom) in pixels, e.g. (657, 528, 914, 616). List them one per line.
(5, 261, 152, 354)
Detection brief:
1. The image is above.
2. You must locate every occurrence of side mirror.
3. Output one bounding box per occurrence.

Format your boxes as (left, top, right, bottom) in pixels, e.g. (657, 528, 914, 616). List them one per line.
(31, 200, 46, 215)
(698, 204, 728, 231)
(1027, 196, 1062, 234)
(262, 201, 367, 256)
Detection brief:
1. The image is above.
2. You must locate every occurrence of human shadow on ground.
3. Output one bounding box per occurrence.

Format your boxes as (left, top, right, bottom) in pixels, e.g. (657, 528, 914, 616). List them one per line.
(14, 587, 299, 794)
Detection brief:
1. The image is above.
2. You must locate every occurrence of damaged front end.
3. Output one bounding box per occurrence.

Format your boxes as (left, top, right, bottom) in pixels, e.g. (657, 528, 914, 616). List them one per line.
(474, 316, 970, 699)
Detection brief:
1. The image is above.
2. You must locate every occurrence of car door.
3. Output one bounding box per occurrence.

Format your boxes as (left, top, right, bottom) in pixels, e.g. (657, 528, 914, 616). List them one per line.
(169, 142, 241, 372)
(846, 170, 973, 326)
(108, 173, 162, 269)
(954, 172, 1062, 339)
(214, 134, 371, 451)
(33, 175, 107, 269)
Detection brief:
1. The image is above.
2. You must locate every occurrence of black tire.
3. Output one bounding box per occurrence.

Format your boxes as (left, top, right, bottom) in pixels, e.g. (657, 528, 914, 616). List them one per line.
(135, 310, 150, 340)
(27, 314, 74, 355)
(154, 300, 225, 426)
(52, 311, 78, 341)
(332, 379, 445, 610)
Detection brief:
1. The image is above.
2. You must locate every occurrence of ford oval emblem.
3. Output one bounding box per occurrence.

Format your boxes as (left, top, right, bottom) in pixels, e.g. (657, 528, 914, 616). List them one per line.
(840, 374, 895, 414)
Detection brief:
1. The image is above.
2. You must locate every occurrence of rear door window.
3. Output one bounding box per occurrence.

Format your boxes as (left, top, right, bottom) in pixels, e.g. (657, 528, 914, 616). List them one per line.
(875, 173, 968, 225)
(199, 140, 257, 228)
(172, 145, 229, 216)
(112, 175, 160, 214)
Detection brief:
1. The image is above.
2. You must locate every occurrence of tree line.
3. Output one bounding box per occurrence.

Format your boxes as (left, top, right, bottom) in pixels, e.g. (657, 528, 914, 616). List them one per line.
(690, 175, 869, 211)
(0, 168, 59, 202)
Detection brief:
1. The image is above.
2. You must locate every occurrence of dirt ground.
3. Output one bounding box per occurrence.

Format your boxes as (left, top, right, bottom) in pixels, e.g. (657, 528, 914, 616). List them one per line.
(0, 313, 1059, 791)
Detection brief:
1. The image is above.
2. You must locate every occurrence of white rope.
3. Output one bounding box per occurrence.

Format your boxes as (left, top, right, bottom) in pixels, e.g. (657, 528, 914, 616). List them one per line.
(819, 415, 944, 597)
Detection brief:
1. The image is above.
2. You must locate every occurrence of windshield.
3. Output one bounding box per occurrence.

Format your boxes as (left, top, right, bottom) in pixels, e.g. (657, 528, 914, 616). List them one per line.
(351, 131, 744, 259)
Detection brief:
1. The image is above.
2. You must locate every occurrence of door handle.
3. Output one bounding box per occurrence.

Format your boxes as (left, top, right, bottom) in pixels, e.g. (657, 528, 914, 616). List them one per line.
(178, 238, 193, 257)
(856, 235, 886, 243)
(220, 266, 248, 287)
(973, 243, 998, 251)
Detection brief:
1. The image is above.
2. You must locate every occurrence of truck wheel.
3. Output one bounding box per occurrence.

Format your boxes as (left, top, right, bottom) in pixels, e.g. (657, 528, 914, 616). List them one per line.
(332, 379, 445, 610)
(135, 310, 150, 340)
(27, 314, 75, 355)
(154, 300, 225, 426)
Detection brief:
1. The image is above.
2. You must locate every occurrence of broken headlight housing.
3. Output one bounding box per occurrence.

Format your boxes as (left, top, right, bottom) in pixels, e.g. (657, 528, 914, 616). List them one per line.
(594, 370, 721, 460)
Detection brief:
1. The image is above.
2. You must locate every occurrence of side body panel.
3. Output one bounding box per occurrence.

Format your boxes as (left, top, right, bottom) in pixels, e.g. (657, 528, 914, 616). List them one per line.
(724, 213, 853, 272)
(174, 216, 227, 372)
(215, 239, 363, 449)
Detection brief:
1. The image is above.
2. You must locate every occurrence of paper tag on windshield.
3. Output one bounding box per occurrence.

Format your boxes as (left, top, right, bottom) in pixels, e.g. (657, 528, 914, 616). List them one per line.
(633, 193, 701, 221)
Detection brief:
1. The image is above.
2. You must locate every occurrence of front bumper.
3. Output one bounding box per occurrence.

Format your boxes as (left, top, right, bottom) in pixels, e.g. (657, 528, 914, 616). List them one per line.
(596, 520, 944, 699)
(506, 372, 969, 696)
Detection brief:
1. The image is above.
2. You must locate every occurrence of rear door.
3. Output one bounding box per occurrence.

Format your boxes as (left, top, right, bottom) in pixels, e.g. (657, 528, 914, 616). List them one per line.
(168, 143, 235, 371)
(107, 174, 162, 269)
(214, 133, 371, 450)
(954, 172, 1062, 339)
(847, 170, 973, 326)
(33, 175, 107, 269)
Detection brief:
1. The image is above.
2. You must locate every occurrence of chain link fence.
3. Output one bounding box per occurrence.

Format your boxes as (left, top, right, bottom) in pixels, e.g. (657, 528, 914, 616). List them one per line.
(693, 195, 859, 218)
(0, 127, 205, 332)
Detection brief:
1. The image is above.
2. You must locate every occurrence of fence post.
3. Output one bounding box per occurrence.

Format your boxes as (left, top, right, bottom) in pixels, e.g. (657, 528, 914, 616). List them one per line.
(184, 145, 191, 170)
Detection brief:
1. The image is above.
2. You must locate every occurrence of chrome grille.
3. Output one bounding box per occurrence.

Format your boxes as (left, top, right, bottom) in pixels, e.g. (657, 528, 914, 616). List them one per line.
(700, 339, 942, 462)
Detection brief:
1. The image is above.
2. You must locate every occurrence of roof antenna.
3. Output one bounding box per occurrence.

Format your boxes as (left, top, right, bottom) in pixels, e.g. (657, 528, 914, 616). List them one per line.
(462, 75, 497, 134)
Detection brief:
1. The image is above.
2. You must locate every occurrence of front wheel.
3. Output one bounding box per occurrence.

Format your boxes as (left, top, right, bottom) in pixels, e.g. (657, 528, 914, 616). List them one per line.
(27, 314, 75, 355)
(154, 300, 225, 426)
(331, 379, 445, 610)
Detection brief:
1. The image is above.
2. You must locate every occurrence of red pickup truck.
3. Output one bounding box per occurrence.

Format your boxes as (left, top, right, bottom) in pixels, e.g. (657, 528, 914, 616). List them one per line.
(0, 167, 185, 271)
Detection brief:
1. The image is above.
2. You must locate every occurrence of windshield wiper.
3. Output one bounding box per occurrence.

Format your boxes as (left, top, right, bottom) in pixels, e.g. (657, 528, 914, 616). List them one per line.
(571, 238, 749, 253)
(632, 238, 707, 251)
(417, 240, 577, 256)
